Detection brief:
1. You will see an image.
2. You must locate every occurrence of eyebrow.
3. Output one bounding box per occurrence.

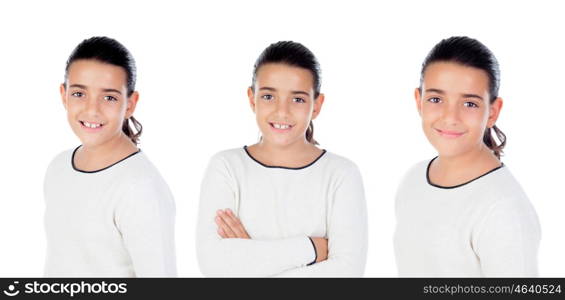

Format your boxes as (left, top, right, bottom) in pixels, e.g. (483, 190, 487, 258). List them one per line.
(425, 88, 483, 101)
(68, 84, 122, 95)
(425, 88, 445, 95)
(259, 87, 310, 96)
(69, 84, 87, 89)
(291, 90, 310, 96)
(461, 93, 483, 101)
(103, 88, 122, 95)
(259, 87, 276, 92)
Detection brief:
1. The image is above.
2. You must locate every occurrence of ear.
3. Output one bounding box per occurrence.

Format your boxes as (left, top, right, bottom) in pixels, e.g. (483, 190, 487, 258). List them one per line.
(60, 83, 68, 109)
(311, 93, 325, 120)
(247, 87, 256, 113)
(125, 91, 140, 119)
(487, 97, 503, 128)
(414, 87, 422, 116)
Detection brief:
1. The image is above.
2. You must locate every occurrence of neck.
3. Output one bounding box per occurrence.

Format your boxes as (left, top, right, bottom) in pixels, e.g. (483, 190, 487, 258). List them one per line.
(249, 138, 321, 167)
(82, 134, 135, 155)
(436, 144, 499, 171)
(257, 138, 313, 156)
(77, 133, 138, 171)
(429, 144, 501, 187)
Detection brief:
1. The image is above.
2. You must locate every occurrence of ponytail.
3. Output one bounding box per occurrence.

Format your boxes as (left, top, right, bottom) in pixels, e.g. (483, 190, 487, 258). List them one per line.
(483, 124, 506, 159)
(306, 121, 318, 145)
(122, 116, 143, 145)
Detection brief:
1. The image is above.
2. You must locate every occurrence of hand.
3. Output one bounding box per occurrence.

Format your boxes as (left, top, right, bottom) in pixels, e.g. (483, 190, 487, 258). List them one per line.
(215, 209, 251, 239)
(310, 237, 328, 263)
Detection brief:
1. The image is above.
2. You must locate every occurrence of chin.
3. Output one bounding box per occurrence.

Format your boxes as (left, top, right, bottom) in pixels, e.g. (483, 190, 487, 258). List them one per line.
(263, 135, 300, 147)
(433, 144, 475, 159)
(77, 131, 121, 148)
(79, 138, 108, 148)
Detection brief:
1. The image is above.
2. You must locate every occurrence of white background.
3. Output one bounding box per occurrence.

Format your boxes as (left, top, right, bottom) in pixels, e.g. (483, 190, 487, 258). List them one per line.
(0, 0, 563, 277)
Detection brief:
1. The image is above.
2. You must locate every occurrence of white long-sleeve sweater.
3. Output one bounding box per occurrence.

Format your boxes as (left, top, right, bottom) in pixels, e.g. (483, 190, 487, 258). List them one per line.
(394, 158, 541, 277)
(196, 147, 368, 277)
(44, 146, 177, 277)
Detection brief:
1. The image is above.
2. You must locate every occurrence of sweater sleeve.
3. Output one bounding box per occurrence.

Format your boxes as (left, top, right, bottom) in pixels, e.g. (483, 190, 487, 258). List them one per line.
(274, 163, 368, 277)
(196, 154, 316, 277)
(473, 197, 541, 277)
(115, 177, 177, 277)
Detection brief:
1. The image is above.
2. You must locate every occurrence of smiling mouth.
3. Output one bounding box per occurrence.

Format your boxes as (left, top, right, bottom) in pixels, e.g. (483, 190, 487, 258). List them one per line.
(269, 122, 293, 130)
(79, 120, 104, 129)
(435, 128, 464, 138)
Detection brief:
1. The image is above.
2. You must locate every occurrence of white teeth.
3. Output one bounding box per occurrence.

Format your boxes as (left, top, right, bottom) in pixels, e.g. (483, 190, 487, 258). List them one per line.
(83, 121, 101, 128)
(272, 123, 290, 129)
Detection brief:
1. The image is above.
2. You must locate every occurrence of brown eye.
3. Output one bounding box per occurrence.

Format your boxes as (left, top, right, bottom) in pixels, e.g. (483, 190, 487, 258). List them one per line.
(293, 97, 305, 103)
(71, 91, 84, 97)
(104, 95, 118, 102)
(464, 102, 478, 108)
(261, 94, 274, 101)
(427, 97, 441, 103)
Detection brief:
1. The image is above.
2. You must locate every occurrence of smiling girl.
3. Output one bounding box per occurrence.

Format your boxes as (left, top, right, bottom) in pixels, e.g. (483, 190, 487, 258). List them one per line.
(196, 41, 368, 277)
(394, 36, 541, 277)
(44, 37, 176, 277)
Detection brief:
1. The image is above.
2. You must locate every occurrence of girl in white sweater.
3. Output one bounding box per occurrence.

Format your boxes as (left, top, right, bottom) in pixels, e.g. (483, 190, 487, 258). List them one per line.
(394, 36, 541, 277)
(44, 37, 176, 277)
(196, 41, 368, 277)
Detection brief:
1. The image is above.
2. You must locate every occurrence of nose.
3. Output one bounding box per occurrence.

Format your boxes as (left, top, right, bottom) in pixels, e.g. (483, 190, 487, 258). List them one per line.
(275, 98, 291, 117)
(84, 96, 101, 117)
(441, 102, 460, 126)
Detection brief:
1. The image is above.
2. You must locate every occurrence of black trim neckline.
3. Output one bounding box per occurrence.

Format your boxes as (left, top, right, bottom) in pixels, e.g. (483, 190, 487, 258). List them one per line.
(71, 145, 142, 174)
(426, 156, 504, 189)
(243, 145, 327, 170)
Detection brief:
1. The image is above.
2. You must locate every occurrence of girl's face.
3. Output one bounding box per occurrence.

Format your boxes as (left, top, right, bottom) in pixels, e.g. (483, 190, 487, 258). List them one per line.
(415, 61, 502, 158)
(61, 59, 138, 149)
(248, 63, 324, 148)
